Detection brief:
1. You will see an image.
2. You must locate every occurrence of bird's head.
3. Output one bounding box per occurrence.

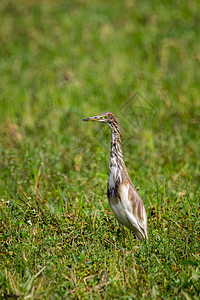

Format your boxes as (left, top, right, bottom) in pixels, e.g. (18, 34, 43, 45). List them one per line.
(82, 112, 117, 125)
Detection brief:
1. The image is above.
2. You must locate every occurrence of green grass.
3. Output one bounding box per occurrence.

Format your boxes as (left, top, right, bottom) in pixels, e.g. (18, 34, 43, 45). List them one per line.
(0, 0, 200, 298)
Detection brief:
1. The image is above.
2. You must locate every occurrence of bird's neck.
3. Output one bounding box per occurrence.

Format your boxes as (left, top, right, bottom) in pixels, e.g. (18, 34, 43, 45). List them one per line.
(110, 125, 125, 171)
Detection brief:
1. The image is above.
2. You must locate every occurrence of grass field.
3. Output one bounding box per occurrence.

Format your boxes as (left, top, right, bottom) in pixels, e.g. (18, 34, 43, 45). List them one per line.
(0, 0, 200, 298)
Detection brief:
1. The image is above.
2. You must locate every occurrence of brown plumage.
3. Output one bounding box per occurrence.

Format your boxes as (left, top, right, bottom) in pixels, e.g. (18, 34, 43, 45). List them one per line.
(82, 112, 148, 241)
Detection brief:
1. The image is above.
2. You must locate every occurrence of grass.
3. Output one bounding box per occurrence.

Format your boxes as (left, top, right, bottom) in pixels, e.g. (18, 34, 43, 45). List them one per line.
(0, 0, 200, 298)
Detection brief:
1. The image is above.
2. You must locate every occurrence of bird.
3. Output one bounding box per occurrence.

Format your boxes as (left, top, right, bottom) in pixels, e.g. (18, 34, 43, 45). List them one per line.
(82, 112, 148, 241)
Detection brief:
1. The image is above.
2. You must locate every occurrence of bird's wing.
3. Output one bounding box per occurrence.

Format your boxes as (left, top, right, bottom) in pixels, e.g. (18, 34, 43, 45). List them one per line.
(119, 183, 148, 239)
(125, 208, 147, 240)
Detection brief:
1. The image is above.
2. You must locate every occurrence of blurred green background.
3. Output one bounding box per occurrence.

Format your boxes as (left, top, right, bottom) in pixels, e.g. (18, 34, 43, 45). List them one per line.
(0, 0, 200, 298)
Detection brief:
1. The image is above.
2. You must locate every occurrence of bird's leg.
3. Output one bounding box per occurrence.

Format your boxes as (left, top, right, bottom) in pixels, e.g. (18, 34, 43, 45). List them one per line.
(116, 220, 125, 237)
(118, 222, 126, 247)
(120, 224, 126, 238)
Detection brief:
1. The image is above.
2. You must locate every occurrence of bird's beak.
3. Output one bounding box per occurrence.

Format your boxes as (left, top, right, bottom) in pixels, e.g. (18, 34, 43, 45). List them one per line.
(82, 115, 101, 122)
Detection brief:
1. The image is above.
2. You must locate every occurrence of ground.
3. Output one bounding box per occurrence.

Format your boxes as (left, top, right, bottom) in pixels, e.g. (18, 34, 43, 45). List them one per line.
(0, 0, 200, 298)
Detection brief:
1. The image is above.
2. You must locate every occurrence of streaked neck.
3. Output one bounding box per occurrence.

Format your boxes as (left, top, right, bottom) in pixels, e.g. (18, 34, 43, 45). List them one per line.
(110, 124, 124, 169)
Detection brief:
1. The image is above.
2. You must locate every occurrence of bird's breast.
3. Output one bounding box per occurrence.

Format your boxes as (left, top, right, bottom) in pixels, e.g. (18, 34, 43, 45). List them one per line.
(108, 189, 133, 229)
(108, 182, 133, 229)
(108, 159, 121, 189)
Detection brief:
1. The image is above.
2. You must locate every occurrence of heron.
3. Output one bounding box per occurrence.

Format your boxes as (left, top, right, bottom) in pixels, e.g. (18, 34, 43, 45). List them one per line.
(82, 112, 148, 241)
